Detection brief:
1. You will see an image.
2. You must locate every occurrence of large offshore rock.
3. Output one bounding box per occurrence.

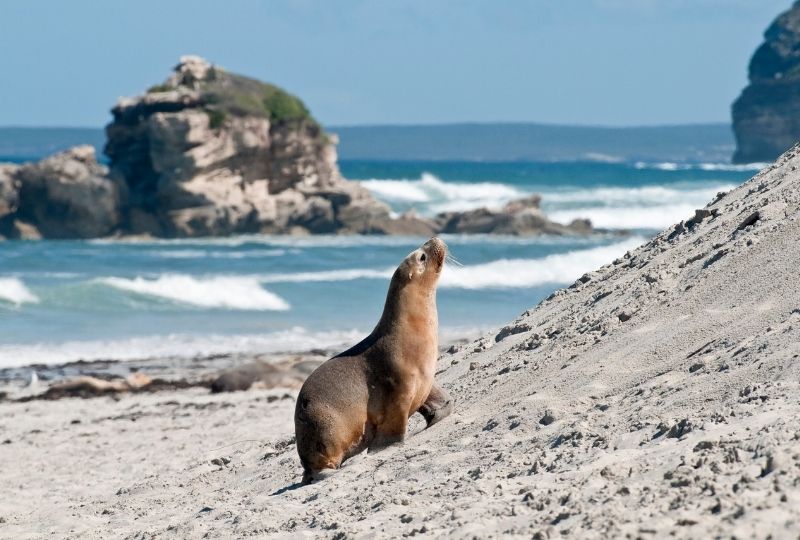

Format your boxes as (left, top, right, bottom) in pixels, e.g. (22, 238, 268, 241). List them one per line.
(732, 2, 800, 163)
(104, 55, 404, 237)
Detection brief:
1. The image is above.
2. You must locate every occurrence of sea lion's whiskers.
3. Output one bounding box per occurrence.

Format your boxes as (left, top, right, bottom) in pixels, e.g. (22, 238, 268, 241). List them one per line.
(445, 253, 464, 267)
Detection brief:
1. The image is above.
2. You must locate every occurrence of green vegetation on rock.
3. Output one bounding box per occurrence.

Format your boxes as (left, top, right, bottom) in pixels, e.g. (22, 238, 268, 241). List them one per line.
(206, 109, 227, 130)
(199, 72, 314, 127)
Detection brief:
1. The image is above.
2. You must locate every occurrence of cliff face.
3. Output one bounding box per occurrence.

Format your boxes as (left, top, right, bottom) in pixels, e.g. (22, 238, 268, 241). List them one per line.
(732, 1, 800, 163)
(105, 56, 407, 237)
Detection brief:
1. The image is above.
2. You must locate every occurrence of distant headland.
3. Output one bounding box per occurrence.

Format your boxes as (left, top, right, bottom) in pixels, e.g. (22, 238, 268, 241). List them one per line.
(733, 1, 800, 163)
(0, 123, 735, 165)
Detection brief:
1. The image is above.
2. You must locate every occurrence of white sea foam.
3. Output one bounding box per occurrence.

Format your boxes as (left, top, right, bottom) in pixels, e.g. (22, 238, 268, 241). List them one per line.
(440, 237, 645, 289)
(360, 173, 525, 214)
(634, 161, 768, 172)
(98, 275, 290, 310)
(543, 183, 737, 230)
(152, 248, 287, 259)
(358, 179, 431, 203)
(0, 278, 40, 306)
(541, 184, 734, 206)
(697, 162, 769, 172)
(549, 205, 704, 230)
(253, 238, 644, 288)
(259, 268, 394, 284)
(0, 325, 491, 368)
(148, 249, 209, 259)
(0, 327, 365, 367)
(92, 235, 430, 248)
(95, 234, 596, 250)
(583, 152, 624, 164)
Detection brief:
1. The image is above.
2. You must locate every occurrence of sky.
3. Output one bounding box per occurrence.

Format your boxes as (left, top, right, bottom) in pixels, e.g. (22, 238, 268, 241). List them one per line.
(0, 0, 792, 127)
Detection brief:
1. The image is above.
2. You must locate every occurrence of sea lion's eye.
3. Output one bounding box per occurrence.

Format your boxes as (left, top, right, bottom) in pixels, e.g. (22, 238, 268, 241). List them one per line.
(420, 253, 426, 262)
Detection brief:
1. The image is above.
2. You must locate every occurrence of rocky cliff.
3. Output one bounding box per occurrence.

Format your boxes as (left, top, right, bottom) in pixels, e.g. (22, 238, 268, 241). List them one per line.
(732, 1, 800, 163)
(104, 55, 430, 237)
(0, 56, 594, 239)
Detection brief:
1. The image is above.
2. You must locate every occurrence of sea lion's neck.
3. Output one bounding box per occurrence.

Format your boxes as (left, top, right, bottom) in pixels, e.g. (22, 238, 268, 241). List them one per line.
(375, 280, 438, 338)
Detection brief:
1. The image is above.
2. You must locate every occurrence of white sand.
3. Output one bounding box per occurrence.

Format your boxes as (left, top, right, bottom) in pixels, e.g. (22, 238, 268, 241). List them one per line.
(3, 147, 800, 538)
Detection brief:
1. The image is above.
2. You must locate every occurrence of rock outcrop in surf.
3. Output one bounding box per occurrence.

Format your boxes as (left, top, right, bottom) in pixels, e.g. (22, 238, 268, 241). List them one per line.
(732, 1, 800, 163)
(0, 145, 119, 239)
(0, 56, 595, 240)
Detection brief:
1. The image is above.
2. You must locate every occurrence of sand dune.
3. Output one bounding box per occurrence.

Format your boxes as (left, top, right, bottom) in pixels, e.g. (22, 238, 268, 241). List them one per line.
(2, 147, 800, 537)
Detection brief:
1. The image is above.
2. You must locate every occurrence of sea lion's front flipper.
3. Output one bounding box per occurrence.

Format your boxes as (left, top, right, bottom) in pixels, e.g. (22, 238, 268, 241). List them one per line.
(370, 400, 411, 451)
(418, 381, 453, 428)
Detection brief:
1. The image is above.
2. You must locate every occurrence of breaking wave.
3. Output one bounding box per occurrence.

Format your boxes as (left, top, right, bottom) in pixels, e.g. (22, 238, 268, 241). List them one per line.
(98, 275, 290, 311)
(151, 248, 287, 259)
(258, 268, 394, 284)
(542, 183, 736, 229)
(254, 239, 642, 289)
(634, 161, 768, 172)
(0, 278, 40, 306)
(440, 237, 645, 289)
(359, 173, 525, 214)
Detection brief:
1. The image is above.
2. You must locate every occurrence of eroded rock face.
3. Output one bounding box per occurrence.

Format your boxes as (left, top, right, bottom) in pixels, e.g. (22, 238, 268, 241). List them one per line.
(733, 2, 800, 163)
(0, 146, 119, 239)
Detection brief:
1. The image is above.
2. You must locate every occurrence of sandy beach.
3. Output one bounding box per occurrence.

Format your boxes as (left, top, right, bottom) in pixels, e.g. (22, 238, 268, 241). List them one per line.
(3, 146, 800, 538)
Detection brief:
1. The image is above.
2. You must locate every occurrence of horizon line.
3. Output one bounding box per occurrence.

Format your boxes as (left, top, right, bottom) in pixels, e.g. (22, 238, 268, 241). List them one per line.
(0, 121, 733, 131)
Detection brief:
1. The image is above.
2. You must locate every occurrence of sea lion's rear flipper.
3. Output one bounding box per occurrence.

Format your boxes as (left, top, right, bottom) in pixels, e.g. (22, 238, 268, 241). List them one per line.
(418, 381, 453, 428)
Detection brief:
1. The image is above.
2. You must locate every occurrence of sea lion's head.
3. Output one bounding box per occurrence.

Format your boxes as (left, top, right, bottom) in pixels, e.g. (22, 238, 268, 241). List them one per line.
(398, 237, 447, 287)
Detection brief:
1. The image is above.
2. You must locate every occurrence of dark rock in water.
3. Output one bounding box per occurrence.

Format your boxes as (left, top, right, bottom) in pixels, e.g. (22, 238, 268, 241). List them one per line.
(210, 358, 324, 393)
(733, 2, 800, 163)
(435, 195, 591, 236)
(0, 146, 119, 239)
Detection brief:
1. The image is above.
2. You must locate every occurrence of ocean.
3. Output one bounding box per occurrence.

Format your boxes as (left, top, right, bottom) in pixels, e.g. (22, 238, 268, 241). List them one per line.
(0, 157, 763, 368)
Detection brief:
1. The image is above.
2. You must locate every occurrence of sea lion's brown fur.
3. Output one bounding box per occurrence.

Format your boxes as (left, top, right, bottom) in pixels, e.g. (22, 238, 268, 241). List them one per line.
(294, 237, 453, 484)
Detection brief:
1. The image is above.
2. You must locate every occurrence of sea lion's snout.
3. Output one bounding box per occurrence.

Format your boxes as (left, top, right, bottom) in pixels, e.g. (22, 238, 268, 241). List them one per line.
(422, 237, 447, 273)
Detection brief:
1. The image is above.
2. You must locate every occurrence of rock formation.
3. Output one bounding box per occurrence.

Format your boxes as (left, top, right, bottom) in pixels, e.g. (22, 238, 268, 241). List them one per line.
(732, 1, 800, 163)
(434, 195, 592, 235)
(0, 56, 597, 239)
(104, 55, 428, 237)
(0, 146, 119, 239)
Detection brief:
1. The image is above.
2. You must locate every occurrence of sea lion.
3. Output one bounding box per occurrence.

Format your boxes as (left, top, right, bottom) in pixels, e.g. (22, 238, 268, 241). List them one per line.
(294, 237, 454, 484)
(210, 358, 323, 393)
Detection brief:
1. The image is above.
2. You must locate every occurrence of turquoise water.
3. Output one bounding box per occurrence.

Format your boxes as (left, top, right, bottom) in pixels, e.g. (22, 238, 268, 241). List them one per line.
(0, 159, 760, 367)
